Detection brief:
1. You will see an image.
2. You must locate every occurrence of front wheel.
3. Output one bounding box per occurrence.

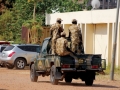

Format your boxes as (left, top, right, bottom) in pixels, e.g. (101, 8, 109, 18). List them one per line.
(30, 64, 38, 82)
(50, 65, 58, 85)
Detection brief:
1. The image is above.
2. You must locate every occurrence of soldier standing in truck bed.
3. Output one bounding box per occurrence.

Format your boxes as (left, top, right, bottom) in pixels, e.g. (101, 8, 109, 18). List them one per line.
(50, 18, 64, 54)
(68, 19, 81, 55)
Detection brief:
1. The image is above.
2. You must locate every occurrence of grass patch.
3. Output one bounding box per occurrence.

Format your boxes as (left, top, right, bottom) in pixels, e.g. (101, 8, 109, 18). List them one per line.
(96, 65, 120, 81)
(104, 64, 120, 75)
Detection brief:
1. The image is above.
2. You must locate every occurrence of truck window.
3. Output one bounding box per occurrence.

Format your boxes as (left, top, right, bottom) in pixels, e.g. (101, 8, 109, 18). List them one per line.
(41, 40, 49, 54)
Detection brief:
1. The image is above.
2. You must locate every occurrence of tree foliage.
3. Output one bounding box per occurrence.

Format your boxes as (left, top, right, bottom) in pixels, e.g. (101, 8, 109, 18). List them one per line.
(0, 0, 89, 42)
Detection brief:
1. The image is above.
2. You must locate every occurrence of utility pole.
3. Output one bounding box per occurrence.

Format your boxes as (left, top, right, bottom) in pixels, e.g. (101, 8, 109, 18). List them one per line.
(102, 0, 104, 9)
(110, 0, 120, 80)
(108, 0, 109, 9)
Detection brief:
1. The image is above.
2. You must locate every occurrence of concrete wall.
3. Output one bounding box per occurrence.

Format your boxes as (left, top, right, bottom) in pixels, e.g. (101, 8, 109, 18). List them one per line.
(94, 24, 107, 60)
(85, 24, 94, 54)
(45, 9, 120, 67)
(63, 24, 71, 37)
(107, 23, 112, 65)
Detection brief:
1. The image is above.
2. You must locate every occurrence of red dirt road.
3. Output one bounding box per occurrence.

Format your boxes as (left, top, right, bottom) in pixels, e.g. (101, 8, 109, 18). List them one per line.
(0, 67, 120, 90)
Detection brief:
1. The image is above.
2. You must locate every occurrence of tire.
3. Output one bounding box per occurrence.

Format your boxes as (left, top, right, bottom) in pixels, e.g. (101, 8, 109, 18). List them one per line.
(0, 62, 6, 67)
(65, 75, 72, 83)
(50, 65, 58, 85)
(6, 65, 14, 69)
(0, 65, 5, 67)
(30, 64, 38, 82)
(85, 79, 94, 86)
(15, 58, 26, 69)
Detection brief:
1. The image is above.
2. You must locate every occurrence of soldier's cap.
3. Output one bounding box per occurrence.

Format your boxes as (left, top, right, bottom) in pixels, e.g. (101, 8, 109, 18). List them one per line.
(61, 32, 66, 36)
(56, 18, 63, 21)
(72, 19, 77, 22)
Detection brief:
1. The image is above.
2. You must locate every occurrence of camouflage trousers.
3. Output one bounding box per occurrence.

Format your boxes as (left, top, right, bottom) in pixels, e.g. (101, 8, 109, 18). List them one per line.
(51, 38, 57, 54)
(71, 41, 81, 55)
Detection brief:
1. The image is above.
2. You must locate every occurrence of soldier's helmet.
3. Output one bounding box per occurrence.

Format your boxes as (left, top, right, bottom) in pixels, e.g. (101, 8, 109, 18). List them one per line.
(72, 19, 77, 22)
(56, 18, 63, 22)
(61, 32, 66, 37)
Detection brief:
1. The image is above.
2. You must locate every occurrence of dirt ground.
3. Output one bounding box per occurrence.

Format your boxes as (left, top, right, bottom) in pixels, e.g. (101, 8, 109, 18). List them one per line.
(0, 67, 120, 90)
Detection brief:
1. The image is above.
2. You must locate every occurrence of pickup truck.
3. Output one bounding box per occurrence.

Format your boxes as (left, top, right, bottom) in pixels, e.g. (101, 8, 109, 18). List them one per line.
(30, 37, 106, 86)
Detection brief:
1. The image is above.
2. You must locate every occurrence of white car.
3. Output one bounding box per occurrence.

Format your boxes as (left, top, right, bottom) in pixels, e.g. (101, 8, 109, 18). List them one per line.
(0, 44, 41, 69)
(0, 45, 9, 67)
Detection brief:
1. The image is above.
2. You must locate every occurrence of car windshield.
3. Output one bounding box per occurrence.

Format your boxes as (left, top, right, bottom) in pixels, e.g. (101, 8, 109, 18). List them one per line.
(3, 45, 14, 51)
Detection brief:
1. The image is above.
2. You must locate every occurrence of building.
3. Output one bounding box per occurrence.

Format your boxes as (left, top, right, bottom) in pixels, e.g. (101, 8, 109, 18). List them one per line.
(87, 0, 117, 9)
(45, 8, 120, 67)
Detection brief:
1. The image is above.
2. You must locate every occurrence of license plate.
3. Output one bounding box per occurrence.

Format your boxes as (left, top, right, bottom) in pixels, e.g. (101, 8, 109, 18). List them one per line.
(78, 59, 83, 64)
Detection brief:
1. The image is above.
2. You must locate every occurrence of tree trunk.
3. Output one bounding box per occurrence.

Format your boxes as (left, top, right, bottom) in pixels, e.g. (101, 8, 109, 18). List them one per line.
(33, 2, 36, 21)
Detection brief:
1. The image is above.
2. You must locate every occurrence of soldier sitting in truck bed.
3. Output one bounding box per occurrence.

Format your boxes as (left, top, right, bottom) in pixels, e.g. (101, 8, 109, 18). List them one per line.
(55, 32, 78, 60)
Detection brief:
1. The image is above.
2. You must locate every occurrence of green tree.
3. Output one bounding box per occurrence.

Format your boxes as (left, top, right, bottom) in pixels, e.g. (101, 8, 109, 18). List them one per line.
(27, 0, 42, 21)
(0, 10, 13, 40)
(0, 0, 89, 42)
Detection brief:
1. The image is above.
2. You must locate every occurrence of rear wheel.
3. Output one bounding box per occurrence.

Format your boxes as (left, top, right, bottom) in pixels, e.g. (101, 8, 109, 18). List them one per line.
(30, 64, 38, 82)
(85, 79, 94, 86)
(15, 58, 26, 69)
(50, 65, 58, 85)
(65, 74, 72, 83)
(84, 71, 95, 86)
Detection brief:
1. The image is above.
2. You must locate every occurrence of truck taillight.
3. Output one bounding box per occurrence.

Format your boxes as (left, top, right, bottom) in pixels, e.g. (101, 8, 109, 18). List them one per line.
(8, 52, 15, 57)
(61, 64, 70, 68)
(92, 65, 98, 69)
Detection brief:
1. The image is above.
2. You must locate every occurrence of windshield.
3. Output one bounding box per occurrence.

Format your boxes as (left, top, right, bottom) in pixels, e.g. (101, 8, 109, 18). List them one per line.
(41, 40, 49, 54)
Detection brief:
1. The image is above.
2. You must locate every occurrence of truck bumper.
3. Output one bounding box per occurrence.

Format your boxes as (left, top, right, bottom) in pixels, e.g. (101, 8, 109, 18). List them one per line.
(61, 68, 76, 72)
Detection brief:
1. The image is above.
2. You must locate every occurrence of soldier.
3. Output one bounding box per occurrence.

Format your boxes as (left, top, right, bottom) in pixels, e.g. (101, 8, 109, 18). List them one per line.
(50, 18, 64, 54)
(56, 32, 78, 60)
(68, 19, 81, 55)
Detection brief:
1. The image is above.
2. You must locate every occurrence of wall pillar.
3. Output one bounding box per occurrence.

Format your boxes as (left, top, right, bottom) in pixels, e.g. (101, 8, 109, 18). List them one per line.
(107, 23, 112, 66)
(63, 24, 71, 37)
(81, 23, 85, 45)
(85, 24, 94, 54)
(116, 23, 120, 67)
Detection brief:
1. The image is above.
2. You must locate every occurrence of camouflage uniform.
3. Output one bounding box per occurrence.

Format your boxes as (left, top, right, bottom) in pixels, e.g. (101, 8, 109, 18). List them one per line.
(56, 35, 70, 56)
(56, 32, 78, 60)
(50, 18, 63, 54)
(68, 19, 81, 54)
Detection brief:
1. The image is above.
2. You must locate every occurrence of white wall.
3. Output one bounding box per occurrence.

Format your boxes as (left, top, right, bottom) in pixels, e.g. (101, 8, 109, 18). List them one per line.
(46, 9, 118, 25)
(94, 24, 107, 60)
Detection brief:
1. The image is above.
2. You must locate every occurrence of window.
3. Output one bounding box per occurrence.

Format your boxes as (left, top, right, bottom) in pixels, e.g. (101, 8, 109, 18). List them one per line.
(18, 46, 25, 51)
(41, 40, 49, 54)
(36, 46, 41, 53)
(18, 45, 41, 52)
(4, 45, 14, 51)
(0, 47, 6, 52)
(106, 0, 111, 2)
